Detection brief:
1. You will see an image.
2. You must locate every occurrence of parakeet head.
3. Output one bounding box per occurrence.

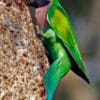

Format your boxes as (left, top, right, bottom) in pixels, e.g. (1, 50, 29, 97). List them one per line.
(27, 0, 51, 30)
(28, 0, 50, 8)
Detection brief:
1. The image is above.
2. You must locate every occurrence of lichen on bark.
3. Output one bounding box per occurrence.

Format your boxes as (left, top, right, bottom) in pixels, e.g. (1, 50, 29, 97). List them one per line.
(0, 1, 49, 100)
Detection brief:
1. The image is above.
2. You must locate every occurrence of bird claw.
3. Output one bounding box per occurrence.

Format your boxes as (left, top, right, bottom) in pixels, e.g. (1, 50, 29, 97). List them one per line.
(35, 25, 43, 35)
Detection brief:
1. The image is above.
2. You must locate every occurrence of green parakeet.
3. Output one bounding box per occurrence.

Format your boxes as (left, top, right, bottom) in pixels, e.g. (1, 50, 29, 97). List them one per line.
(28, 0, 90, 100)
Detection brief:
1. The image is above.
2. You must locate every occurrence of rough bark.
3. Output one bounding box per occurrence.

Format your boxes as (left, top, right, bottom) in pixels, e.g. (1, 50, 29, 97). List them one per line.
(0, 0, 49, 100)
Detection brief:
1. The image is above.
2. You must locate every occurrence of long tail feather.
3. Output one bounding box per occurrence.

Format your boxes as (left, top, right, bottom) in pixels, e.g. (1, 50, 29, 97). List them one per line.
(45, 58, 70, 100)
(71, 63, 90, 83)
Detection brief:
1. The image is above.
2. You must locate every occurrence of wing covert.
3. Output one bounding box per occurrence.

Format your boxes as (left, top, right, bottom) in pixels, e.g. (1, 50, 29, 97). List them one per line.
(47, 5, 87, 75)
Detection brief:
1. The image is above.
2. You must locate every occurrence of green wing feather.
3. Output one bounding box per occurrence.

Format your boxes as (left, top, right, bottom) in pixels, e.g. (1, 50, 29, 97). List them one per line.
(47, 4, 89, 83)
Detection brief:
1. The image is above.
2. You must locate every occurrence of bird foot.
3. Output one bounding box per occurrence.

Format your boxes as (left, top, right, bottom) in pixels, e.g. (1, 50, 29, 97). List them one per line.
(35, 25, 43, 35)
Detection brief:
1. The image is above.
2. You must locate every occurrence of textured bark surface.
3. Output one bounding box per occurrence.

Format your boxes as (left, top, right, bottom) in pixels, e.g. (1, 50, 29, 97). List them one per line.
(0, 0, 49, 100)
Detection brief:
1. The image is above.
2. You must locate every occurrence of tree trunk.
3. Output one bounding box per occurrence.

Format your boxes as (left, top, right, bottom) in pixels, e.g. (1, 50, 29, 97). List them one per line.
(0, 0, 49, 100)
